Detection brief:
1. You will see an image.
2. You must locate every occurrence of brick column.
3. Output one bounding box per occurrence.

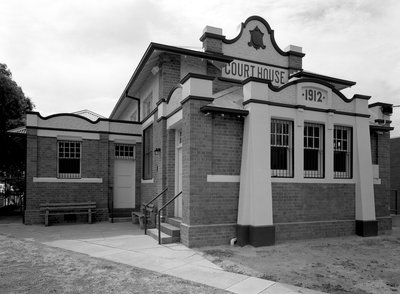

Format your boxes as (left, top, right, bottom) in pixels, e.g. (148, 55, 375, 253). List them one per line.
(200, 26, 225, 54)
(25, 128, 38, 224)
(284, 45, 305, 75)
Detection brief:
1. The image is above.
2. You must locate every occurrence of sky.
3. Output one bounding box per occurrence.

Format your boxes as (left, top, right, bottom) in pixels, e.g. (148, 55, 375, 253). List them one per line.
(1, 0, 400, 136)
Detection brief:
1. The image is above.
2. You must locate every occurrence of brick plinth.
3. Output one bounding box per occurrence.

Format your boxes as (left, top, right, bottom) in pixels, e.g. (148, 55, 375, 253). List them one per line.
(181, 223, 236, 247)
(275, 220, 355, 242)
(272, 182, 356, 241)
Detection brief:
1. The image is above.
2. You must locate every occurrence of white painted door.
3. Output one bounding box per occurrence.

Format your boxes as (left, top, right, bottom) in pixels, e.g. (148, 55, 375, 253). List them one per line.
(114, 159, 135, 208)
(175, 130, 183, 218)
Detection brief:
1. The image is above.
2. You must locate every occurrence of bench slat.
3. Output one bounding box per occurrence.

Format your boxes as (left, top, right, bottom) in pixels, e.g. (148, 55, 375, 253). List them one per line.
(41, 212, 92, 216)
(40, 202, 96, 226)
(40, 206, 96, 211)
(40, 202, 95, 207)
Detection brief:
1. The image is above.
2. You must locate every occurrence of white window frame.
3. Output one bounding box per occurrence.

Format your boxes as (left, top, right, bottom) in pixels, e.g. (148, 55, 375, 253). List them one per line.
(115, 143, 135, 160)
(57, 140, 81, 179)
(271, 119, 293, 177)
(143, 125, 153, 180)
(333, 125, 352, 179)
(304, 122, 324, 178)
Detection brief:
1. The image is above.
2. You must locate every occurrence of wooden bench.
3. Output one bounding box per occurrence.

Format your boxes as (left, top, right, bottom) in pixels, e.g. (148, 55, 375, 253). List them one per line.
(40, 202, 96, 226)
(132, 203, 156, 229)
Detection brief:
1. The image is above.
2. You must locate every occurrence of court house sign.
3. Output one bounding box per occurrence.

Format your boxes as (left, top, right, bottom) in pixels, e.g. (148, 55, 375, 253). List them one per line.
(222, 60, 287, 85)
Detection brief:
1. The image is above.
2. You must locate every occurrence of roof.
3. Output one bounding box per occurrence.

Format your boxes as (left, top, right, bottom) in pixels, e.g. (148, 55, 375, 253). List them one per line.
(109, 42, 234, 119)
(289, 70, 356, 90)
(201, 86, 249, 116)
(7, 126, 26, 134)
(7, 110, 106, 134)
(72, 109, 106, 121)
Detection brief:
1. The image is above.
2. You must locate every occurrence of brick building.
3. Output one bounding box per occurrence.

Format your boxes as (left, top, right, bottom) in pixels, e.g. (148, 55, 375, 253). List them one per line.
(390, 137, 400, 216)
(25, 16, 393, 247)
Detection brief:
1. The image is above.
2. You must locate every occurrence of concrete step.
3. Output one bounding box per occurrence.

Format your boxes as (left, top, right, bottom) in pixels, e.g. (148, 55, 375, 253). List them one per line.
(147, 228, 180, 244)
(166, 217, 182, 228)
(160, 222, 180, 237)
(109, 217, 131, 223)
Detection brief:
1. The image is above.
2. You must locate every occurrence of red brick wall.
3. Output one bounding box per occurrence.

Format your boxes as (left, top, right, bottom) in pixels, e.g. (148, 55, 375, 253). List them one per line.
(211, 115, 243, 175)
(202, 38, 223, 54)
(390, 137, 400, 214)
(275, 221, 355, 242)
(159, 53, 181, 100)
(25, 133, 111, 224)
(371, 131, 392, 231)
(288, 54, 303, 74)
(272, 183, 356, 222)
(272, 182, 356, 241)
(37, 136, 56, 177)
(165, 129, 176, 216)
(181, 98, 243, 247)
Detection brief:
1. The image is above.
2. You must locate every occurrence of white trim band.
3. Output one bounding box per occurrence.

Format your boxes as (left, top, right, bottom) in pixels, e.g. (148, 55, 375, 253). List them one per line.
(207, 175, 240, 182)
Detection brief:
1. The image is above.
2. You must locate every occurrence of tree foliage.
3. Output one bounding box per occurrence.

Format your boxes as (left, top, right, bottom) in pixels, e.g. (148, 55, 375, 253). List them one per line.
(0, 63, 34, 201)
(0, 63, 34, 132)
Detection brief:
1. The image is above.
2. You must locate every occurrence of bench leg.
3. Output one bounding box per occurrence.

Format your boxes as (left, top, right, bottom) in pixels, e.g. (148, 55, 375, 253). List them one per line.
(45, 211, 49, 226)
(88, 209, 92, 224)
(139, 216, 144, 229)
(132, 212, 137, 224)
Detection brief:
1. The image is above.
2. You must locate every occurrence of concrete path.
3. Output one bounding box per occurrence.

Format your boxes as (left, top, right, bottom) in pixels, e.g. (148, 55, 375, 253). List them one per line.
(0, 221, 325, 294)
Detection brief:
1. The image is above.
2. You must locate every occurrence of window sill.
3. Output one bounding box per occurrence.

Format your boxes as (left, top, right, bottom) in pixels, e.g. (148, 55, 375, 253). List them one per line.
(141, 179, 154, 184)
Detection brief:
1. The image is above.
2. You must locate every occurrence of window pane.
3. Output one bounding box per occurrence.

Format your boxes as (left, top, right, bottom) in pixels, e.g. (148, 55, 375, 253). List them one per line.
(314, 138, 319, 148)
(334, 151, 347, 172)
(271, 147, 287, 169)
(304, 149, 319, 171)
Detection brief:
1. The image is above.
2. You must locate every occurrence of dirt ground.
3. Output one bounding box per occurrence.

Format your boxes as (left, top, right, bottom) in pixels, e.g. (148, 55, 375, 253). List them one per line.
(201, 227, 400, 294)
(0, 235, 228, 294)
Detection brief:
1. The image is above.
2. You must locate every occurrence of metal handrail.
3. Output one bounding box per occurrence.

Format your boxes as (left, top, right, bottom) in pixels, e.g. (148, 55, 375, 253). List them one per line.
(144, 187, 168, 234)
(157, 191, 182, 244)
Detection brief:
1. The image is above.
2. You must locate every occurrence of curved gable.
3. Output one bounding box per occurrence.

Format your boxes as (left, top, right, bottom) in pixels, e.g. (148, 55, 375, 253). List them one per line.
(222, 16, 289, 67)
(166, 86, 183, 116)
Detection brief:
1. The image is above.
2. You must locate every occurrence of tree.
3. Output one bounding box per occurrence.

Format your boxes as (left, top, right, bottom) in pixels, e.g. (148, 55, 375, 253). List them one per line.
(0, 63, 34, 207)
(0, 63, 34, 132)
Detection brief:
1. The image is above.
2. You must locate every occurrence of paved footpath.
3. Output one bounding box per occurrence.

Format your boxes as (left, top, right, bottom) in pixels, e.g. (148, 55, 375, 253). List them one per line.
(0, 221, 325, 294)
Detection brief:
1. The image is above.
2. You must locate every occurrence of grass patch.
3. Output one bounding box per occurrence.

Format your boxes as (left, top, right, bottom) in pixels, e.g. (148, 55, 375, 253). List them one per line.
(0, 235, 228, 294)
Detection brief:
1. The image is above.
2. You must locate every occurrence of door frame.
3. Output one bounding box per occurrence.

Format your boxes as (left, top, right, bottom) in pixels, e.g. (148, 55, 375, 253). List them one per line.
(174, 129, 183, 218)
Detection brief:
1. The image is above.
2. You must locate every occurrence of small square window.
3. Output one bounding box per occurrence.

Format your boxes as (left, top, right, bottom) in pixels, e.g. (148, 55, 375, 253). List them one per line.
(114, 144, 135, 160)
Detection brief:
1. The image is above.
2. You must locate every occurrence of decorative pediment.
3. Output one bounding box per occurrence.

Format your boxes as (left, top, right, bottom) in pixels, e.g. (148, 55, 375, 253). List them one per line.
(222, 16, 290, 67)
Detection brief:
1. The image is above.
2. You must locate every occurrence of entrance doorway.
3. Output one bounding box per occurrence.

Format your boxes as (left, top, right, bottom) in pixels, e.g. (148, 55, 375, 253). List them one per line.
(113, 144, 136, 209)
(175, 129, 183, 218)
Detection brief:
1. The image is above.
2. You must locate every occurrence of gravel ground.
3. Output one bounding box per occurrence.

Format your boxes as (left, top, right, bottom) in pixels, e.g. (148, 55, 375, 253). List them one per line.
(201, 227, 400, 294)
